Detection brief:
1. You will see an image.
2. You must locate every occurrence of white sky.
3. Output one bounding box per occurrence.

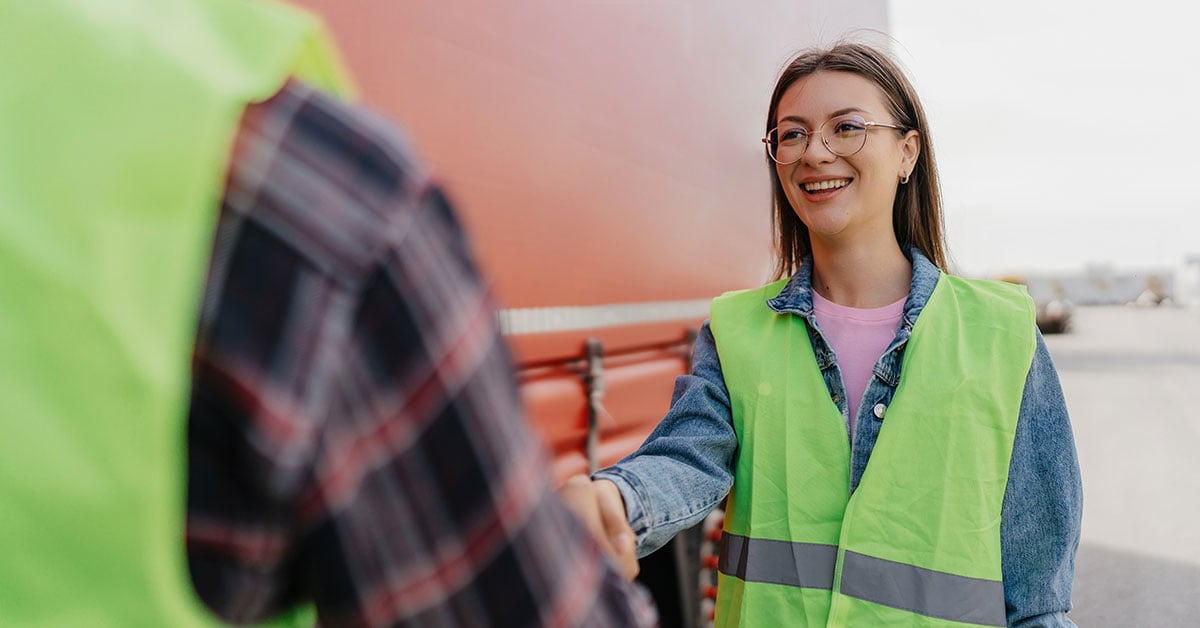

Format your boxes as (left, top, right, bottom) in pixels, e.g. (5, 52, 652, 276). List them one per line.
(889, 1, 1200, 276)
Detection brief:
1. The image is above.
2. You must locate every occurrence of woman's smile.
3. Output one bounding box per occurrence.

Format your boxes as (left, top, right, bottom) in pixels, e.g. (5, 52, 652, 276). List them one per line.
(799, 176, 853, 201)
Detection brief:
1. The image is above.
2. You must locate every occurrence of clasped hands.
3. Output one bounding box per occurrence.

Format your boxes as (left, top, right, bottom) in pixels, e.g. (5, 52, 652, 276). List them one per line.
(557, 475, 640, 580)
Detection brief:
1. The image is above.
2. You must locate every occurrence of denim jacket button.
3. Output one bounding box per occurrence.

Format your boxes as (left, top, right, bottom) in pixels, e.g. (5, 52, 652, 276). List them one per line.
(873, 403, 887, 419)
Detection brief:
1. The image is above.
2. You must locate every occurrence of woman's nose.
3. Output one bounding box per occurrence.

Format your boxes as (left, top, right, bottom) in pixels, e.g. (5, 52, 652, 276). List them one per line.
(801, 133, 837, 166)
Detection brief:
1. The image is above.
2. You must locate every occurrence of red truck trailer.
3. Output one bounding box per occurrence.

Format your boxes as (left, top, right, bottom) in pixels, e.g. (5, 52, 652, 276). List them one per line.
(289, 3, 889, 625)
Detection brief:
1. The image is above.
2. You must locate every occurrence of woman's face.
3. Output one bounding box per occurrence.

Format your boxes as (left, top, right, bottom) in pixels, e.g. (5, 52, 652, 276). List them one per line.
(773, 71, 919, 246)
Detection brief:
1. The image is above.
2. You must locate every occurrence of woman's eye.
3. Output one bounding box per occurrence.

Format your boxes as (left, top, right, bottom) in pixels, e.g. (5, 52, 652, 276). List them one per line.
(833, 120, 866, 136)
(778, 128, 808, 143)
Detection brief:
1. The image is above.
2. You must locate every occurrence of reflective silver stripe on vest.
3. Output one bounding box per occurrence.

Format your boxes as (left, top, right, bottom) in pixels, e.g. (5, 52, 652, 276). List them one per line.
(717, 532, 837, 590)
(840, 550, 1006, 627)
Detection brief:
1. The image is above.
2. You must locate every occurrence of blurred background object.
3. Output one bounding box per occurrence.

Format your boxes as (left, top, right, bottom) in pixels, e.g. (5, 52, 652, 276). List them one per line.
(998, 275, 1075, 335)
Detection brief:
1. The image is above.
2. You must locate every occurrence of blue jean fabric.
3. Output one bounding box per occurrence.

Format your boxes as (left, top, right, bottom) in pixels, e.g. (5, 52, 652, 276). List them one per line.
(594, 249, 1083, 627)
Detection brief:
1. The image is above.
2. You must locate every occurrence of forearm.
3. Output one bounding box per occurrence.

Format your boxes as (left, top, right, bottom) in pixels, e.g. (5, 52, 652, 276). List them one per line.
(1001, 332, 1082, 626)
(594, 322, 737, 556)
(595, 450, 731, 557)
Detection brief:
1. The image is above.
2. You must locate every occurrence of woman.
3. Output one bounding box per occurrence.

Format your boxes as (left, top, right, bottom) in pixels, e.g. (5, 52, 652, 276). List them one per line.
(566, 42, 1082, 627)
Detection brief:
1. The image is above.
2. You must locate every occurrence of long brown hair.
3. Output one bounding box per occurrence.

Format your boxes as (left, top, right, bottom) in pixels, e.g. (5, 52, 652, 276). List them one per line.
(767, 42, 947, 279)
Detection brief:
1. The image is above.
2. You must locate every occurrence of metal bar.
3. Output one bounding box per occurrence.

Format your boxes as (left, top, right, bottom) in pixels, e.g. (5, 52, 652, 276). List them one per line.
(584, 338, 604, 475)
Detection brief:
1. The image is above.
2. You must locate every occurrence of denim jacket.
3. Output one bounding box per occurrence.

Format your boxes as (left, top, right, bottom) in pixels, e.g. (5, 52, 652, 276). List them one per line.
(594, 249, 1083, 628)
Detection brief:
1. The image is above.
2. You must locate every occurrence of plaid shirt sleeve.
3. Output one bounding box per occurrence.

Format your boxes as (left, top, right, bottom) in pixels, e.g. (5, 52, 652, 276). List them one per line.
(186, 80, 656, 628)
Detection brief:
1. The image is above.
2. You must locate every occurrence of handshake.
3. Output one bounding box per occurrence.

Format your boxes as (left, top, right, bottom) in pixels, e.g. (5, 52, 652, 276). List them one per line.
(557, 475, 641, 581)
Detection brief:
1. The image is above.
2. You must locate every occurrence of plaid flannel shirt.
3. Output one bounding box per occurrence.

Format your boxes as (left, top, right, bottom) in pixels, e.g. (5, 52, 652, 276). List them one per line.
(186, 80, 656, 628)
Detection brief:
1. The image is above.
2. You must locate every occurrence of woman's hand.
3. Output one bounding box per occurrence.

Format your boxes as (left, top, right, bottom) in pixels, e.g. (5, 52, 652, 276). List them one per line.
(557, 475, 639, 580)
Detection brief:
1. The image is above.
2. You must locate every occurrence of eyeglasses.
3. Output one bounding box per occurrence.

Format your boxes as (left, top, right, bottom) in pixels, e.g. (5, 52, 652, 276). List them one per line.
(763, 115, 908, 165)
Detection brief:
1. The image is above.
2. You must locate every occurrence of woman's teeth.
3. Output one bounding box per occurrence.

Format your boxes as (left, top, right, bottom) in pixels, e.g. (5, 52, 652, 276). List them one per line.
(803, 178, 851, 192)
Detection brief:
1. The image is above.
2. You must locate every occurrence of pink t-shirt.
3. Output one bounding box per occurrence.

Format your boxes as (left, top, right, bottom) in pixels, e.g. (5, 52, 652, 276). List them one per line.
(811, 290, 906, 439)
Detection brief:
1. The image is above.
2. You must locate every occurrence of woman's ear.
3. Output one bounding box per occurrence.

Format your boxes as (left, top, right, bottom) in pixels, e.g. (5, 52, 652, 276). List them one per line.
(901, 129, 921, 175)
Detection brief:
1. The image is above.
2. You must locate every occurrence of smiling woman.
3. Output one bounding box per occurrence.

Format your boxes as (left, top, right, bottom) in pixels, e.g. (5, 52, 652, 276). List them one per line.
(575, 42, 1085, 628)
(762, 46, 944, 288)
(768, 71, 920, 296)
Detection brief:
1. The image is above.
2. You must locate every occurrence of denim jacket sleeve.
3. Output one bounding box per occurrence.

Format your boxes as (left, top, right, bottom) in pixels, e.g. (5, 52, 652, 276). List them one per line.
(592, 321, 736, 558)
(1002, 330, 1083, 628)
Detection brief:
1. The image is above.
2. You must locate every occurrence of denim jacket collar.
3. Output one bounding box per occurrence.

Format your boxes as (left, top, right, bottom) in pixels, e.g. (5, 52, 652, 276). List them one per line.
(765, 245, 941, 320)
(765, 246, 943, 385)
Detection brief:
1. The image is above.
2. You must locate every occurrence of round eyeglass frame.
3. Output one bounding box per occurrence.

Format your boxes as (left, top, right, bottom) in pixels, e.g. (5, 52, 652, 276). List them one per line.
(762, 118, 909, 165)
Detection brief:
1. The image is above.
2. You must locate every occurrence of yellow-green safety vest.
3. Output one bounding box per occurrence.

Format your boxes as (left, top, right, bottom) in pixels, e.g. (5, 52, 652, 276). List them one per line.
(0, 0, 350, 625)
(709, 274, 1035, 627)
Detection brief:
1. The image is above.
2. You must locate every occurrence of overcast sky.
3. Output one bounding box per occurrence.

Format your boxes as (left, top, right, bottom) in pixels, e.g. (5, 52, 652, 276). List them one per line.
(889, 1, 1199, 276)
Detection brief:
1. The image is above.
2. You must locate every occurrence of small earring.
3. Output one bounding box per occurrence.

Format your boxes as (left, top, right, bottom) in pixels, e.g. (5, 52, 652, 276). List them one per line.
(900, 172, 910, 185)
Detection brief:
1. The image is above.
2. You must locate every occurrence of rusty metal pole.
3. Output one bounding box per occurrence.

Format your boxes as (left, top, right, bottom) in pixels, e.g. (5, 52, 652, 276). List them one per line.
(584, 338, 604, 475)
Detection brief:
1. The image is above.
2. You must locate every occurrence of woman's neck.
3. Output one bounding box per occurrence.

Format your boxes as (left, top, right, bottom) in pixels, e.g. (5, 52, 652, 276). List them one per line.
(809, 238, 912, 308)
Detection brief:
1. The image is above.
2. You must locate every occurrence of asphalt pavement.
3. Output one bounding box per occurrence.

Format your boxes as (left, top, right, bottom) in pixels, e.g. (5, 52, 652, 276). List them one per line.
(1043, 305, 1200, 626)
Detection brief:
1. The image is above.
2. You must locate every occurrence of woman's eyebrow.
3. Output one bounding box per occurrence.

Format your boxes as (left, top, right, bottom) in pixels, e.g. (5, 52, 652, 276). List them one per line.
(777, 107, 867, 126)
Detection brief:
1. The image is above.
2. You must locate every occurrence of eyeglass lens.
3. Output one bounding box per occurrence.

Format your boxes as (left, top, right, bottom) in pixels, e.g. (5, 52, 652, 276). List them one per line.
(768, 116, 870, 163)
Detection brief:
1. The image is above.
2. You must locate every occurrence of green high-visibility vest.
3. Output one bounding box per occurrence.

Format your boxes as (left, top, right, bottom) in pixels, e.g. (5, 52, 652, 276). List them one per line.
(709, 274, 1035, 627)
(0, 1, 350, 625)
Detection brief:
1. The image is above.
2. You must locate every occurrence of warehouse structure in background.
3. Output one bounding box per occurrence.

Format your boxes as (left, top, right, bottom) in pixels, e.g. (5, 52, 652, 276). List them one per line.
(1018, 256, 1200, 307)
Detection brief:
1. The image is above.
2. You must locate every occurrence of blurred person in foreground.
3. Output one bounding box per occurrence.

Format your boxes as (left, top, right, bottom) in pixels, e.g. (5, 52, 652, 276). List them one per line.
(0, 0, 651, 626)
(565, 42, 1082, 627)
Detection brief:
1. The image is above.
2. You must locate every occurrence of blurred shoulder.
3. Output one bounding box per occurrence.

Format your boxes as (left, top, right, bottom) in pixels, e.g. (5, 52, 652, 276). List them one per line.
(227, 79, 452, 288)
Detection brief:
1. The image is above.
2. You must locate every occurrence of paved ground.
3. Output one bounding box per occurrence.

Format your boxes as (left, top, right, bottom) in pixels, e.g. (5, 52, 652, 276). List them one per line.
(1042, 305, 1200, 626)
